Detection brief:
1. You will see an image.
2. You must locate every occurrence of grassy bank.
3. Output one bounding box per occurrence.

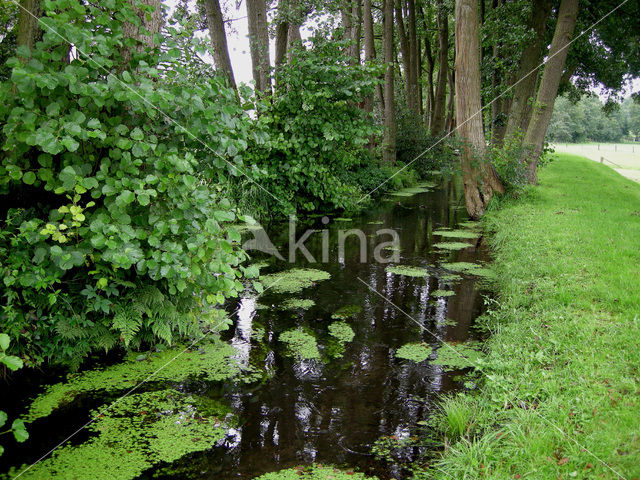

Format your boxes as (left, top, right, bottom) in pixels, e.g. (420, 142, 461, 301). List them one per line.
(429, 154, 640, 479)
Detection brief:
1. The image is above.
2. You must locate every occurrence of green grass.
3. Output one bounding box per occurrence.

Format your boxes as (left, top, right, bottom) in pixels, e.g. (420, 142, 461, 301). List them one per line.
(427, 154, 640, 479)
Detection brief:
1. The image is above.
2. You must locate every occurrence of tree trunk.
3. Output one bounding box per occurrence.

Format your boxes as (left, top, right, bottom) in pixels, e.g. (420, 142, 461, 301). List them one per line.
(430, 0, 448, 135)
(504, 0, 552, 140)
(286, 0, 303, 63)
(246, 0, 271, 95)
(203, 0, 236, 90)
(122, 0, 163, 66)
(383, 0, 396, 163)
(523, 0, 579, 183)
(16, 0, 42, 52)
(407, 0, 419, 114)
(395, 0, 412, 110)
(455, 0, 503, 219)
(363, 0, 376, 114)
(423, 30, 435, 128)
(446, 67, 455, 132)
(274, 0, 289, 88)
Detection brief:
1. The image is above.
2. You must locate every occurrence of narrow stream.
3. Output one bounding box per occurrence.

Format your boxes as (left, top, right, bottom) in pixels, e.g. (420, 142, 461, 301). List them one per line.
(0, 178, 489, 480)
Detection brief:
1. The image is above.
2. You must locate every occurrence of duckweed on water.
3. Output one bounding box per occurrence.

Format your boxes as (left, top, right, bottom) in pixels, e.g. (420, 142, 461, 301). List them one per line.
(385, 265, 428, 277)
(260, 268, 331, 294)
(431, 342, 483, 370)
(25, 340, 239, 422)
(441, 262, 495, 279)
(432, 229, 480, 239)
(281, 298, 316, 310)
(433, 242, 473, 251)
(431, 289, 455, 298)
(6, 389, 229, 480)
(254, 465, 375, 480)
(395, 343, 431, 362)
(279, 329, 320, 360)
(331, 304, 362, 320)
(328, 322, 355, 344)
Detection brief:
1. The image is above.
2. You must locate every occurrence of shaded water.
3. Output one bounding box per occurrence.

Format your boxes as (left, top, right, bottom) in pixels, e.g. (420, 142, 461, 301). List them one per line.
(0, 179, 489, 479)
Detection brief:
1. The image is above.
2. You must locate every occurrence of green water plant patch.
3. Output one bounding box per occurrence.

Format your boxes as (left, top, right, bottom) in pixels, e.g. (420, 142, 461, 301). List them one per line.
(385, 265, 429, 277)
(253, 465, 375, 480)
(6, 389, 229, 480)
(279, 328, 320, 360)
(260, 269, 331, 294)
(25, 340, 239, 422)
(331, 305, 363, 319)
(328, 322, 355, 344)
(433, 242, 473, 251)
(395, 343, 431, 362)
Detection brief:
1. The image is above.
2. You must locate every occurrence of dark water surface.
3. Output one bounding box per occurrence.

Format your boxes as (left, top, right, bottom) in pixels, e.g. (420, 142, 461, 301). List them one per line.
(0, 179, 489, 479)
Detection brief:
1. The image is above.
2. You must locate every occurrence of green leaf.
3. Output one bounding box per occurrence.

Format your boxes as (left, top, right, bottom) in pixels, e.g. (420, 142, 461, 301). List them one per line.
(1, 355, 23, 371)
(0, 333, 9, 351)
(46, 102, 60, 116)
(130, 127, 144, 141)
(0, 410, 7, 429)
(22, 171, 36, 185)
(11, 419, 29, 443)
(116, 190, 135, 206)
(61, 136, 80, 152)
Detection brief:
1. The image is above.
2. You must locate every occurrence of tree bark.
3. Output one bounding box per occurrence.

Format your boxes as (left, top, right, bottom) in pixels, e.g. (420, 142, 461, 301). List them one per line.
(274, 0, 289, 88)
(122, 0, 163, 66)
(395, 0, 412, 110)
(383, 0, 396, 163)
(203, 0, 236, 90)
(407, 0, 419, 114)
(504, 0, 552, 140)
(423, 24, 435, 128)
(286, 0, 303, 63)
(246, 0, 271, 95)
(523, 0, 579, 183)
(363, 0, 376, 114)
(455, 0, 503, 219)
(445, 67, 455, 132)
(430, 0, 448, 135)
(16, 0, 42, 52)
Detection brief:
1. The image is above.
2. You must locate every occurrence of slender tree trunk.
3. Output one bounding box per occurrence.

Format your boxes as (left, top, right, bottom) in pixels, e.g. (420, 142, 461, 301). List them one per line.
(455, 0, 503, 218)
(203, 0, 236, 90)
(383, 0, 396, 163)
(274, 0, 289, 88)
(504, 0, 552, 140)
(407, 0, 419, 114)
(423, 30, 435, 128)
(430, 0, 448, 135)
(16, 0, 41, 52)
(395, 0, 412, 109)
(445, 68, 455, 132)
(363, 0, 376, 114)
(349, 1, 362, 64)
(286, 0, 303, 63)
(246, 0, 271, 94)
(523, 0, 579, 183)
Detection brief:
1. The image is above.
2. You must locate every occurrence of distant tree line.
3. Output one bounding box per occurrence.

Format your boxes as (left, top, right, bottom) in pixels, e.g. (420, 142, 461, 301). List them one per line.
(547, 95, 640, 143)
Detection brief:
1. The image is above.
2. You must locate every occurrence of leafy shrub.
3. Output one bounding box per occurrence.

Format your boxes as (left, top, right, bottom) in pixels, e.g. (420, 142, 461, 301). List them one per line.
(0, 0, 256, 366)
(0, 332, 28, 456)
(488, 133, 529, 193)
(247, 35, 382, 217)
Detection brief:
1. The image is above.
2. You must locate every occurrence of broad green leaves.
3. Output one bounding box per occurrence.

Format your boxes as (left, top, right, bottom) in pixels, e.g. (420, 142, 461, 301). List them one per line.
(0, 0, 252, 366)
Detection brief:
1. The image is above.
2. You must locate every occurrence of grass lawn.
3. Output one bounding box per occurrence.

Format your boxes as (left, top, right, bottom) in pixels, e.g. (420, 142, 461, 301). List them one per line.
(427, 154, 640, 479)
(552, 143, 640, 183)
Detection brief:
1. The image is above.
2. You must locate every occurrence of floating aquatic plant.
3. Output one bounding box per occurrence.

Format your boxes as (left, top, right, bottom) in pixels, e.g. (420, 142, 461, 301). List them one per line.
(440, 262, 495, 279)
(281, 298, 316, 310)
(254, 465, 374, 480)
(395, 343, 431, 362)
(328, 322, 355, 344)
(433, 229, 480, 239)
(331, 304, 363, 320)
(279, 329, 320, 360)
(440, 273, 463, 282)
(433, 242, 473, 251)
(431, 289, 455, 298)
(385, 265, 428, 277)
(431, 342, 484, 370)
(25, 340, 239, 422)
(367, 220, 384, 225)
(260, 268, 331, 294)
(7, 389, 229, 480)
